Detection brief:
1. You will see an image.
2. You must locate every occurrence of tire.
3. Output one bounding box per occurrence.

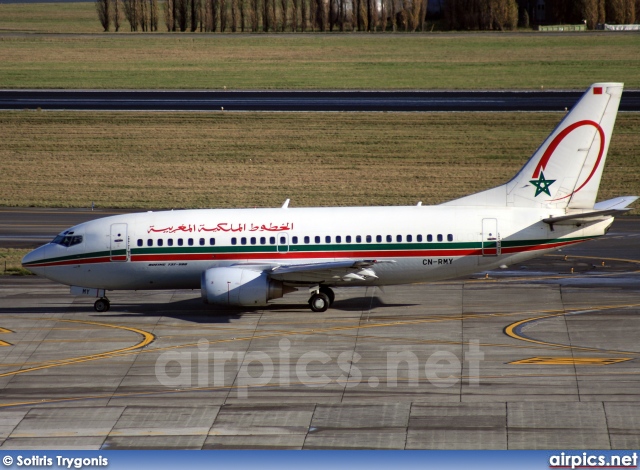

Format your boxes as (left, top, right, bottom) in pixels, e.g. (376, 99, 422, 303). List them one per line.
(94, 298, 110, 313)
(319, 286, 335, 306)
(309, 293, 330, 312)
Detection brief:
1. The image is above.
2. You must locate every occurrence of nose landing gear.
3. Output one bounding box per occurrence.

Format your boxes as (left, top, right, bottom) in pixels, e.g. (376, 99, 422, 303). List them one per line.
(94, 297, 111, 312)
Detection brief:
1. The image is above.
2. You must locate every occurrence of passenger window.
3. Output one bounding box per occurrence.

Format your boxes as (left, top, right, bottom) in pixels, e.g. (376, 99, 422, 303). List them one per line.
(199, 238, 205, 246)
(417, 234, 423, 242)
(168, 239, 173, 246)
(427, 235, 433, 242)
(346, 235, 352, 243)
(315, 236, 320, 244)
(188, 238, 194, 246)
(137, 239, 143, 247)
(447, 234, 453, 242)
(210, 238, 216, 245)
(292, 236, 298, 244)
(251, 237, 257, 245)
(366, 235, 372, 243)
(437, 234, 443, 242)
(178, 238, 183, 246)
(147, 239, 153, 247)
(375, 235, 381, 242)
(260, 237, 266, 245)
(396, 235, 402, 242)
(386, 235, 392, 242)
(356, 235, 362, 243)
(269, 236, 276, 245)
(157, 239, 163, 247)
(280, 236, 286, 244)
(241, 237, 247, 245)
(325, 236, 331, 243)
(336, 236, 341, 243)
(231, 238, 237, 245)
(304, 236, 310, 244)
(407, 235, 412, 242)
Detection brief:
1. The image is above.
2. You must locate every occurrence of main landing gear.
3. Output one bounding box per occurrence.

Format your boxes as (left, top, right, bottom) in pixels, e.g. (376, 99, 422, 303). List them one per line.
(94, 297, 110, 312)
(308, 286, 335, 312)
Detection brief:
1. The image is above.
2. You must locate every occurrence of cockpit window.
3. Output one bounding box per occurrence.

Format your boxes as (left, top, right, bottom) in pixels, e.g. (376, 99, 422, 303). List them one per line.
(51, 235, 83, 247)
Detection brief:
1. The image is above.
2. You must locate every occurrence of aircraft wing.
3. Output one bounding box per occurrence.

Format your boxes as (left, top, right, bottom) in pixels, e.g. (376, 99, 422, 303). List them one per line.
(262, 260, 391, 284)
(543, 196, 638, 227)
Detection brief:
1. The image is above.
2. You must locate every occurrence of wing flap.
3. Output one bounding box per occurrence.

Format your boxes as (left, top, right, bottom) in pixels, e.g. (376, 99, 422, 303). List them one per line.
(267, 260, 391, 284)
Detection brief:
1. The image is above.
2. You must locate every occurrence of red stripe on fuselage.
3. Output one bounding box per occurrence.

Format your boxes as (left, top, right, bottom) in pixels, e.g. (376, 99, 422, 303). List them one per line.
(26, 238, 591, 268)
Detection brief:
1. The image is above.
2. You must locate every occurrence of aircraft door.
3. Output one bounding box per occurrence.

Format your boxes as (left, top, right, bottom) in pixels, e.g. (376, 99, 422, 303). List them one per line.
(110, 223, 129, 261)
(482, 219, 500, 256)
(277, 233, 289, 253)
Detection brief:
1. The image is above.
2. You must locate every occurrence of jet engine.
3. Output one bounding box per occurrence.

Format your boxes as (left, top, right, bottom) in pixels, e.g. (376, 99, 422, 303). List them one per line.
(201, 267, 293, 307)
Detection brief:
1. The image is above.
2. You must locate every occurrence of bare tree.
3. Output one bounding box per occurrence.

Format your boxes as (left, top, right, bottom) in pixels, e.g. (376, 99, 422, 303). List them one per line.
(149, 0, 159, 30)
(390, 0, 396, 30)
(578, 0, 598, 28)
(96, 0, 111, 31)
(263, 0, 270, 30)
(359, 0, 367, 29)
(624, 0, 636, 22)
(420, 0, 427, 30)
(281, 0, 288, 30)
(301, 0, 307, 30)
(606, 0, 626, 22)
(220, 0, 227, 29)
(270, 0, 277, 30)
(113, 0, 122, 31)
(380, 0, 387, 30)
(231, 0, 238, 30)
(164, 0, 175, 30)
(191, 0, 198, 30)
(250, 0, 258, 30)
(409, 0, 420, 30)
(291, 0, 299, 30)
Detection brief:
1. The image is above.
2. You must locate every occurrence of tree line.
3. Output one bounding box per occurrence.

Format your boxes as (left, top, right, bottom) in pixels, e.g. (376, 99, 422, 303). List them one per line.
(96, 0, 429, 32)
(96, 0, 640, 32)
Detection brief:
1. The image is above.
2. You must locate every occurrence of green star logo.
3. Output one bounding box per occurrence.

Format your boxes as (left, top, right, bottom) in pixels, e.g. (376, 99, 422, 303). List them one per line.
(529, 171, 556, 197)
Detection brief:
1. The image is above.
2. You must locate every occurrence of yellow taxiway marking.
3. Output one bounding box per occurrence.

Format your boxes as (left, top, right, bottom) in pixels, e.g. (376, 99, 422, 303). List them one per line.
(0, 327, 14, 347)
(504, 303, 640, 358)
(0, 319, 155, 378)
(509, 357, 633, 366)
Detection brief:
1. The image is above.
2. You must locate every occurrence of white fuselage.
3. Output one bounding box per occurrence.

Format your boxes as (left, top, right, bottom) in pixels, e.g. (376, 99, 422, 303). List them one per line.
(22, 205, 611, 291)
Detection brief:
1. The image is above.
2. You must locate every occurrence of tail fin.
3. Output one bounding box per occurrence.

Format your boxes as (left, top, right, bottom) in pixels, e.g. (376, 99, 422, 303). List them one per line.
(443, 83, 623, 209)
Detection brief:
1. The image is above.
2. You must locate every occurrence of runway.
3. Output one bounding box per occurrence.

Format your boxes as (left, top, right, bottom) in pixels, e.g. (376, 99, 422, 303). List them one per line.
(0, 215, 639, 449)
(2, 90, 640, 112)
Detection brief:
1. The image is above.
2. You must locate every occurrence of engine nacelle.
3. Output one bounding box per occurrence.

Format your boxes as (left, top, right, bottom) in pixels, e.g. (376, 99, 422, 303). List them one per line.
(201, 267, 291, 307)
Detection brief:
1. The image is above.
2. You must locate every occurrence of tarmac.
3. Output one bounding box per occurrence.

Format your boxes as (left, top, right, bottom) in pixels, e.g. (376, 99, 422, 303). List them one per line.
(0, 215, 639, 449)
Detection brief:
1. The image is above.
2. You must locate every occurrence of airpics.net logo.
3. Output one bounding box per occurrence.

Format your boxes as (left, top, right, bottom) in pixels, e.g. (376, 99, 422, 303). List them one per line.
(549, 452, 638, 469)
(154, 338, 484, 398)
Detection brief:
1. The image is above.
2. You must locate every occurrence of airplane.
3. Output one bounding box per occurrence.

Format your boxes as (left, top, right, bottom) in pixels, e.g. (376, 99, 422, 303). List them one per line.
(22, 82, 637, 313)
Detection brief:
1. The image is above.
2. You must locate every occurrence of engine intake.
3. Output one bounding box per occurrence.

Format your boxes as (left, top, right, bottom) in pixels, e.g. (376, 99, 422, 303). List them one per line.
(201, 267, 293, 307)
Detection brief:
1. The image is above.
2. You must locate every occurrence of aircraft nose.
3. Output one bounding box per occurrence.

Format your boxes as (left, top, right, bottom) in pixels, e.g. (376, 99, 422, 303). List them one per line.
(21, 245, 48, 274)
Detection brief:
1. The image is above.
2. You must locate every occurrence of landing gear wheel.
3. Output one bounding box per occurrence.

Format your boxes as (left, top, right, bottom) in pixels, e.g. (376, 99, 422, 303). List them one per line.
(94, 298, 110, 313)
(309, 293, 330, 312)
(319, 286, 335, 306)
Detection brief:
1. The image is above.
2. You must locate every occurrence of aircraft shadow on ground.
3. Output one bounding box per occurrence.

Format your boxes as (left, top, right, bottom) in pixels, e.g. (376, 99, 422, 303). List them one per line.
(0, 296, 419, 324)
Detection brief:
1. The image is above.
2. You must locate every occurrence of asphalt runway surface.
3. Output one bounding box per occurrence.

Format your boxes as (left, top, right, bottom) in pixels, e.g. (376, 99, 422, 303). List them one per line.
(2, 90, 640, 112)
(0, 211, 639, 449)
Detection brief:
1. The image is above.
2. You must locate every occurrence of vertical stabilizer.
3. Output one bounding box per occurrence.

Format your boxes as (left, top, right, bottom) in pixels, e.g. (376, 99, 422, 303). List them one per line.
(443, 83, 623, 209)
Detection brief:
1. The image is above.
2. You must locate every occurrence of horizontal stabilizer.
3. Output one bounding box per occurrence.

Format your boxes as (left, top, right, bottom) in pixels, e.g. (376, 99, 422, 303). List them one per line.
(542, 196, 638, 227)
(593, 196, 639, 210)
